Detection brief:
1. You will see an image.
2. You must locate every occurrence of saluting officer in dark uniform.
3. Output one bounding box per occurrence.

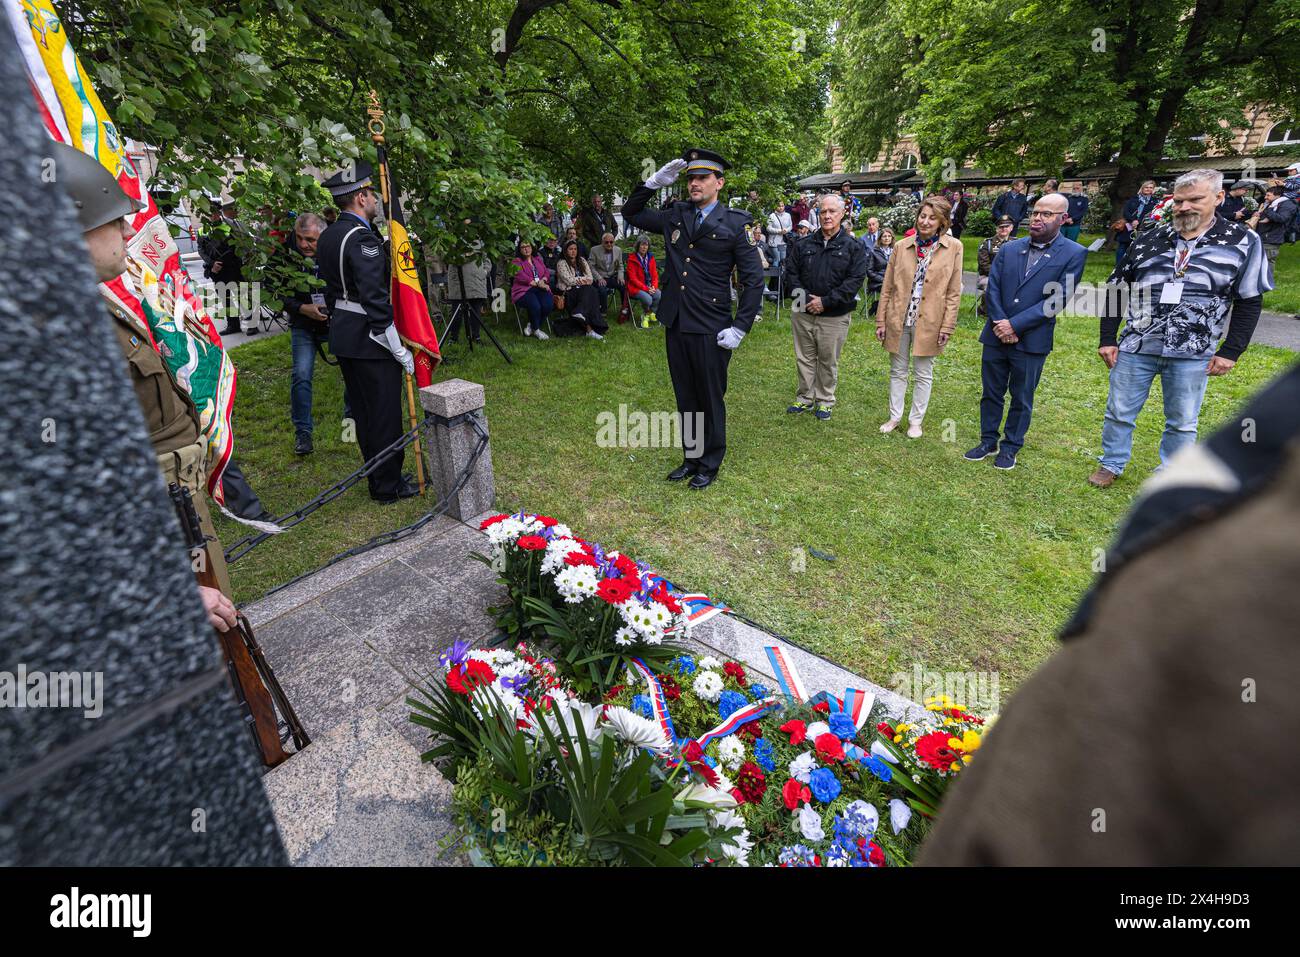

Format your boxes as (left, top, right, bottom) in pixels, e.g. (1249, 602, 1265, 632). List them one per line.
(316, 162, 416, 504)
(621, 149, 763, 489)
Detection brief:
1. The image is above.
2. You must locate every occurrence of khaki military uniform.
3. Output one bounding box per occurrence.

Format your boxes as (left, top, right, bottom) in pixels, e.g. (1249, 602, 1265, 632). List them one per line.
(107, 303, 232, 595)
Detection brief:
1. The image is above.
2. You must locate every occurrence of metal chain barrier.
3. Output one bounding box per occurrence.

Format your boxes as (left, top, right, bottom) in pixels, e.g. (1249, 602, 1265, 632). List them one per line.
(224, 412, 489, 593)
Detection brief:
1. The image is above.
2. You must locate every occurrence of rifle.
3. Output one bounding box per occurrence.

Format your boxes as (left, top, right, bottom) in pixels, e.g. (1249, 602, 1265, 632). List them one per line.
(168, 482, 309, 768)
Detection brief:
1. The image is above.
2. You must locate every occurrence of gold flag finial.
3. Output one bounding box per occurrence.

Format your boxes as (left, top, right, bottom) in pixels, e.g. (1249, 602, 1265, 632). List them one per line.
(367, 89, 386, 143)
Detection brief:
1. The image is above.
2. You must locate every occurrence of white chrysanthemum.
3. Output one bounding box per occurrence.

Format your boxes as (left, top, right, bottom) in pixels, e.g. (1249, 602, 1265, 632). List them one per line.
(645, 600, 672, 630)
(485, 517, 526, 546)
(469, 648, 516, 668)
(603, 706, 670, 752)
(806, 721, 830, 741)
(613, 625, 638, 647)
(718, 734, 745, 771)
(532, 698, 602, 743)
(692, 670, 724, 702)
(789, 752, 817, 784)
(698, 656, 722, 670)
(541, 537, 582, 574)
(798, 804, 825, 842)
(711, 808, 753, 867)
(554, 564, 599, 603)
(551, 523, 573, 539)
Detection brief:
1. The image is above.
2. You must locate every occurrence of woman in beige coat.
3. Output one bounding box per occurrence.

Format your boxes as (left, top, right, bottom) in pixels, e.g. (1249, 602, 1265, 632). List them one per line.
(874, 195, 963, 438)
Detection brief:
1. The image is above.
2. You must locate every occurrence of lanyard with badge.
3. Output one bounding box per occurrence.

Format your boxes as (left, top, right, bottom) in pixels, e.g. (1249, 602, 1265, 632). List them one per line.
(1161, 232, 1203, 305)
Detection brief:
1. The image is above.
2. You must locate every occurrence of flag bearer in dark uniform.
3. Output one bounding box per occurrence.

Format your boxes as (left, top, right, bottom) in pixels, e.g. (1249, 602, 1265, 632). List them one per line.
(52, 142, 238, 633)
(621, 148, 764, 489)
(316, 162, 417, 504)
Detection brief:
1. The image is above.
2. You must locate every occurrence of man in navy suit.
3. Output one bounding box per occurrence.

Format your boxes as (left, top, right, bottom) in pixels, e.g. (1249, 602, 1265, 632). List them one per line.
(965, 192, 1088, 470)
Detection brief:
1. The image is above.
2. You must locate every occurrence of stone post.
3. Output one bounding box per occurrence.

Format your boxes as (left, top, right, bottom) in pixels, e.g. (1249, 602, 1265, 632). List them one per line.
(418, 379, 495, 520)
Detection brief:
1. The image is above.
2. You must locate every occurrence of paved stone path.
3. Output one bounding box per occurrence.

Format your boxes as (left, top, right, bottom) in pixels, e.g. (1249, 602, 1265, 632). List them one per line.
(244, 511, 922, 866)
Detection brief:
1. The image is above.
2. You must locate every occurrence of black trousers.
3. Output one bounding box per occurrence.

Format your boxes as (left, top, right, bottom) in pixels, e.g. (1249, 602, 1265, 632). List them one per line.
(338, 355, 406, 497)
(666, 326, 731, 475)
(220, 459, 266, 519)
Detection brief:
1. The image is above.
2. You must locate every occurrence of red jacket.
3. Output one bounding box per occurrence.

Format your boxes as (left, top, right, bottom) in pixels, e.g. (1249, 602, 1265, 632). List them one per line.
(626, 251, 659, 296)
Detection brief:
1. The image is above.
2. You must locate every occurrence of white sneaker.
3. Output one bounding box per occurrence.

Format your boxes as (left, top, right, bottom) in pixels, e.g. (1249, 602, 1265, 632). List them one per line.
(587, 330, 604, 340)
(523, 327, 533, 337)
(907, 424, 923, 438)
(879, 419, 900, 433)
(534, 329, 549, 341)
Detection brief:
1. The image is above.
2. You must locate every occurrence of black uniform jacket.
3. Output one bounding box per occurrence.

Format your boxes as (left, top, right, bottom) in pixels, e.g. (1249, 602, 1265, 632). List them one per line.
(782, 225, 869, 316)
(316, 211, 393, 360)
(621, 183, 764, 335)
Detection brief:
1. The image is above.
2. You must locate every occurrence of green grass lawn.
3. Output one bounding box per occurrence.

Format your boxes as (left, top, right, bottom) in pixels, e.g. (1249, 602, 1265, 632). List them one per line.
(217, 295, 1294, 696)
(958, 231, 1300, 314)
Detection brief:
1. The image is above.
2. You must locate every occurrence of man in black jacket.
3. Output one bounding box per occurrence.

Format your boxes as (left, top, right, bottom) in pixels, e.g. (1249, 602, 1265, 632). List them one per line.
(781, 193, 869, 419)
(991, 179, 1028, 233)
(1256, 185, 1297, 280)
(274, 212, 350, 455)
(316, 162, 416, 504)
(622, 148, 764, 489)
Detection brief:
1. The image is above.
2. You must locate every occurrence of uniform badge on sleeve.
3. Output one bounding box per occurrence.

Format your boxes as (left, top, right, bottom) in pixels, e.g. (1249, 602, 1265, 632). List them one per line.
(747, 232, 756, 245)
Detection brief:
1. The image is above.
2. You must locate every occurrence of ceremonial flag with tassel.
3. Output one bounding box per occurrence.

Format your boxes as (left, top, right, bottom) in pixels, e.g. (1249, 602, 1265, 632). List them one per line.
(9, 0, 238, 503)
(375, 145, 440, 385)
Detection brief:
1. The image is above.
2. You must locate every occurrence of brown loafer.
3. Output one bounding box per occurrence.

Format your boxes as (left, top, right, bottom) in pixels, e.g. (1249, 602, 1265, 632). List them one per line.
(1088, 467, 1117, 488)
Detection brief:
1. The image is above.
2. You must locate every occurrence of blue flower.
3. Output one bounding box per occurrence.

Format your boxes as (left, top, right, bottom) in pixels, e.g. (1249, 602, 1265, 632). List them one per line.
(829, 713, 857, 741)
(437, 639, 471, 669)
(863, 755, 892, 783)
(808, 767, 842, 803)
(749, 683, 770, 699)
(717, 690, 748, 720)
(631, 694, 653, 719)
(754, 738, 776, 773)
(778, 844, 819, 867)
(675, 655, 697, 676)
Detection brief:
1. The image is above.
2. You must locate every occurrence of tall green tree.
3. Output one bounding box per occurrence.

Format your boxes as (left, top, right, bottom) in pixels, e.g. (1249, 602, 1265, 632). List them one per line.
(832, 0, 1300, 214)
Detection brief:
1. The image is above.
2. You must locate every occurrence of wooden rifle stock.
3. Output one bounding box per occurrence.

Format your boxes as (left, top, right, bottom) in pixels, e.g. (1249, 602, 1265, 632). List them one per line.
(169, 483, 307, 767)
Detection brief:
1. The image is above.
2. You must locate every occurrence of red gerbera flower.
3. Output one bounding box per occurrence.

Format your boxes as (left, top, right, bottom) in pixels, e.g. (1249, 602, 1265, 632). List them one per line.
(782, 778, 812, 810)
(479, 514, 508, 529)
(613, 554, 639, 578)
(723, 661, 747, 686)
(516, 534, 546, 551)
(563, 551, 597, 569)
(814, 732, 846, 763)
(780, 719, 807, 745)
(914, 730, 963, 772)
(596, 576, 637, 605)
(534, 515, 558, 527)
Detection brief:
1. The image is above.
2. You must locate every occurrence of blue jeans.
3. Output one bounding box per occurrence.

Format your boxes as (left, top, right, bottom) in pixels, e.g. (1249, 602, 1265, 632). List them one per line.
(596, 278, 623, 313)
(518, 286, 553, 332)
(1099, 351, 1210, 476)
(291, 326, 350, 435)
(632, 288, 662, 311)
(979, 344, 1047, 455)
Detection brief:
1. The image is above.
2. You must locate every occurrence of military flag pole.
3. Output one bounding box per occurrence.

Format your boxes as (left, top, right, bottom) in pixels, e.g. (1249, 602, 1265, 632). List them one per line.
(367, 91, 433, 496)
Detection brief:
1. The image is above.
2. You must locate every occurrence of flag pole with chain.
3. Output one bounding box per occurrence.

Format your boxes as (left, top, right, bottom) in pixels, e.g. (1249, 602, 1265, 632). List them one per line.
(368, 91, 427, 496)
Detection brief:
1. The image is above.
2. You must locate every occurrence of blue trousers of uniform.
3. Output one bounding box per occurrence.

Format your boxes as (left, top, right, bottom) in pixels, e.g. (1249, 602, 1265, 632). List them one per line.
(979, 343, 1047, 455)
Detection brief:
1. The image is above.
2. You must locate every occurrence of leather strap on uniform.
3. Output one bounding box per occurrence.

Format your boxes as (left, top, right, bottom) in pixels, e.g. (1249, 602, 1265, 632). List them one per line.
(337, 224, 368, 305)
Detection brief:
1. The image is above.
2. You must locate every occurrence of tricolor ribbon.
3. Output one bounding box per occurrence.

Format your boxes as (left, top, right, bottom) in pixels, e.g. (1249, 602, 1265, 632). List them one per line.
(645, 573, 729, 628)
(693, 696, 781, 751)
(627, 657, 680, 756)
(809, 687, 875, 731)
(764, 646, 808, 704)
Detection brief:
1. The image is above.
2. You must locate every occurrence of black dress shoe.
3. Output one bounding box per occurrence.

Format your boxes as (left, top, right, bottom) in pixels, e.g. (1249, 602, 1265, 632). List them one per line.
(371, 477, 420, 504)
(688, 472, 715, 490)
(294, 431, 314, 455)
(666, 463, 697, 481)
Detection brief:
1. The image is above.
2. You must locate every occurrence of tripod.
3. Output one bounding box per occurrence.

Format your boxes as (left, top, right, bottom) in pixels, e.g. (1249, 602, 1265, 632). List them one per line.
(439, 261, 512, 364)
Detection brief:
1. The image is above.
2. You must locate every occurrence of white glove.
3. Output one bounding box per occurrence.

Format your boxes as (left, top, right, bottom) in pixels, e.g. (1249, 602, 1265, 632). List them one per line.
(716, 327, 746, 350)
(371, 324, 415, 375)
(645, 158, 688, 190)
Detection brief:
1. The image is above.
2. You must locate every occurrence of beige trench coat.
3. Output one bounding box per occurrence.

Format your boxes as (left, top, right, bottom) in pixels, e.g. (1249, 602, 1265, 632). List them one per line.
(875, 233, 963, 356)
